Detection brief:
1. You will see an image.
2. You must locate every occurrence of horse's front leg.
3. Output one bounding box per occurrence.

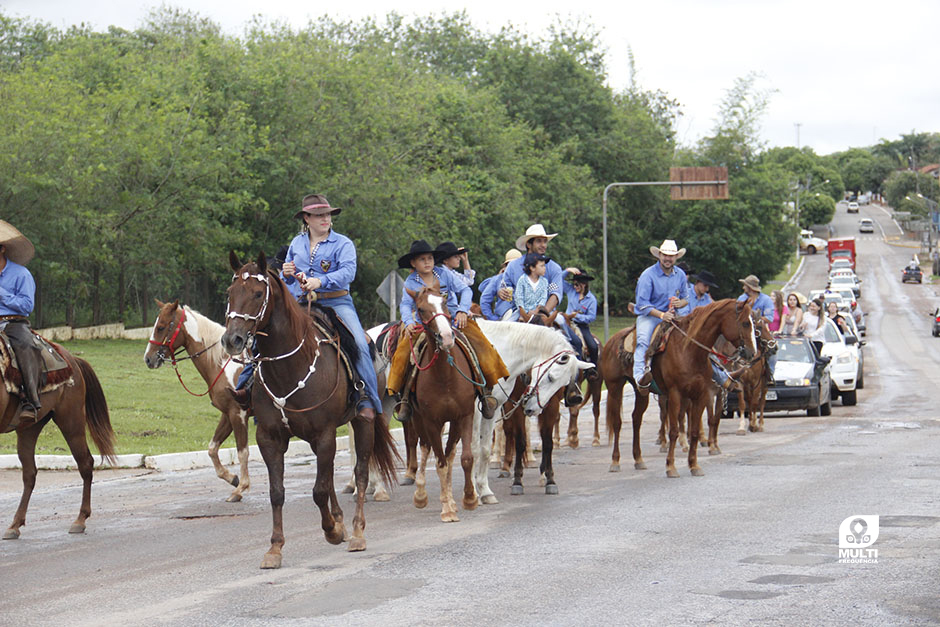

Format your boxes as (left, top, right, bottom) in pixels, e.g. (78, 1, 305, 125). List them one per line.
(665, 391, 685, 478)
(591, 378, 602, 446)
(687, 398, 706, 476)
(473, 408, 498, 504)
(708, 388, 723, 455)
(566, 403, 580, 449)
(208, 413, 240, 497)
(630, 383, 650, 470)
(510, 415, 527, 496)
(231, 411, 252, 502)
(736, 384, 748, 436)
(401, 421, 419, 486)
(343, 426, 357, 493)
(460, 414, 478, 511)
(413, 443, 430, 509)
(4, 422, 42, 539)
(539, 411, 559, 495)
(436, 438, 459, 522)
(256, 427, 290, 568)
(348, 414, 375, 551)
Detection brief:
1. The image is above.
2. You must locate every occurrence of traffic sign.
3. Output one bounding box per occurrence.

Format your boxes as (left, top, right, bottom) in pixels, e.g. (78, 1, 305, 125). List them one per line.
(376, 270, 405, 321)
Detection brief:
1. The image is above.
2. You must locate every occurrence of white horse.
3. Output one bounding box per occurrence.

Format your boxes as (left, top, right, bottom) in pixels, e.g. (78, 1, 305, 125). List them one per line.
(471, 319, 593, 504)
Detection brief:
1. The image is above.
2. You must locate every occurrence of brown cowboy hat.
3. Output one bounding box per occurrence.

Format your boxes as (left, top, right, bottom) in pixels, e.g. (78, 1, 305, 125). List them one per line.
(398, 239, 436, 269)
(739, 274, 761, 291)
(293, 193, 342, 219)
(0, 220, 35, 265)
(649, 239, 686, 260)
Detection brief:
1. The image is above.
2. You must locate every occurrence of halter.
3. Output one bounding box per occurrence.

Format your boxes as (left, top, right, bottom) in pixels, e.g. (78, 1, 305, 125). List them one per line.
(521, 349, 577, 411)
(149, 307, 233, 397)
(225, 270, 272, 338)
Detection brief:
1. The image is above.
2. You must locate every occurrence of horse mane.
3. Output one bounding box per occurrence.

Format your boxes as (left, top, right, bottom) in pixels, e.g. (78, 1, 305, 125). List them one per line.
(678, 299, 737, 343)
(182, 306, 229, 369)
(479, 319, 570, 363)
(263, 266, 321, 364)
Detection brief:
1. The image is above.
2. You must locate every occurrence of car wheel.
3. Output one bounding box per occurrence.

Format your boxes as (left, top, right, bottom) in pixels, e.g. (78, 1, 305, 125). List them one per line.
(807, 387, 821, 416)
(807, 245, 816, 255)
(857, 368, 864, 389)
(841, 389, 857, 406)
(820, 399, 832, 416)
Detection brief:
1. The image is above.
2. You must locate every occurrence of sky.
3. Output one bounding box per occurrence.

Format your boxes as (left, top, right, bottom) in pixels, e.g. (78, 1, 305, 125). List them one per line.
(4, 0, 938, 155)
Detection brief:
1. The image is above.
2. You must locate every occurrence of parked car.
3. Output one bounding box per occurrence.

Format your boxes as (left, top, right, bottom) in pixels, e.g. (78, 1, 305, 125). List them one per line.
(830, 258, 854, 272)
(902, 266, 923, 284)
(933, 308, 940, 337)
(799, 229, 828, 255)
(725, 337, 832, 416)
(818, 317, 859, 406)
(847, 201, 860, 213)
(829, 274, 861, 298)
(840, 314, 865, 389)
(858, 218, 874, 233)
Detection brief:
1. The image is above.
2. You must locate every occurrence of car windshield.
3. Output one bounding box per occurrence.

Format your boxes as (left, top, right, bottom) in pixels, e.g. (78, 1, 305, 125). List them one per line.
(831, 250, 851, 258)
(823, 321, 843, 343)
(837, 290, 855, 302)
(776, 339, 814, 364)
(830, 278, 855, 287)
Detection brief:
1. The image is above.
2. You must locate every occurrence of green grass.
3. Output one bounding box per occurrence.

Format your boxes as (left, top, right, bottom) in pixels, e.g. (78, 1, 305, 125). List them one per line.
(0, 339, 360, 457)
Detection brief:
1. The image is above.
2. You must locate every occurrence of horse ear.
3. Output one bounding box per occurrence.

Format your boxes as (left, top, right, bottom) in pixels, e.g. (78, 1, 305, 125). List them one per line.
(256, 250, 267, 272)
(154, 298, 165, 308)
(170, 299, 179, 310)
(229, 250, 241, 271)
(405, 288, 418, 299)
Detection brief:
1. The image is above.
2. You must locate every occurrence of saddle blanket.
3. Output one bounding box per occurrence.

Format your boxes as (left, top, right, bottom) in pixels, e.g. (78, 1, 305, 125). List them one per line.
(0, 331, 74, 396)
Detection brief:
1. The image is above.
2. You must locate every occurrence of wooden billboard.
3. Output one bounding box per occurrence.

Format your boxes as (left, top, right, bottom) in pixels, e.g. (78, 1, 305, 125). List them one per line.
(669, 166, 729, 200)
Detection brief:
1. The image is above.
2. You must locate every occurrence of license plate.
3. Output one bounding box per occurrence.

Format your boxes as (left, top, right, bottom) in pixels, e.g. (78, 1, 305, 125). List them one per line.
(765, 390, 778, 401)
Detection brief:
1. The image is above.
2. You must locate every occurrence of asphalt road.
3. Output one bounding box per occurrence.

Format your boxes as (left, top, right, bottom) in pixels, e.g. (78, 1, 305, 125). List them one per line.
(1, 207, 939, 626)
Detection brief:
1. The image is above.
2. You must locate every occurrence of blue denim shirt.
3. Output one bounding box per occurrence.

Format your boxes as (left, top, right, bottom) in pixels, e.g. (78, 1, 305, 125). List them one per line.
(635, 262, 690, 317)
(399, 267, 471, 326)
(562, 278, 597, 324)
(737, 291, 774, 321)
(282, 230, 356, 297)
(0, 260, 35, 317)
(479, 274, 513, 321)
(679, 288, 713, 316)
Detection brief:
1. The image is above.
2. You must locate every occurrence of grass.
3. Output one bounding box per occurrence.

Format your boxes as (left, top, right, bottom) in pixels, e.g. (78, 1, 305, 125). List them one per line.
(0, 339, 358, 457)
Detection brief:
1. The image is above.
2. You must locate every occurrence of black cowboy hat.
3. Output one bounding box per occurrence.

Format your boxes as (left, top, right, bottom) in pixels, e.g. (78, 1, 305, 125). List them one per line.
(433, 241, 468, 263)
(398, 239, 436, 269)
(691, 269, 719, 288)
(567, 268, 595, 282)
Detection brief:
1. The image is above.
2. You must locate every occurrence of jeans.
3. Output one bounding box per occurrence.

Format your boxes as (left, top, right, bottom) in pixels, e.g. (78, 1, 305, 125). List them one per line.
(560, 321, 583, 358)
(711, 363, 728, 386)
(632, 314, 663, 381)
(578, 322, 599, 365)
(318, 294, 382, 413)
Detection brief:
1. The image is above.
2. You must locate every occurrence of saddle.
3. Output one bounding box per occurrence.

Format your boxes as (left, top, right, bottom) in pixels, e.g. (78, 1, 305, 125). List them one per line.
(0, 331, 73, 397)
(404, 329, 485, 397)
(306, 306, 360, 399)
(374, 322, 401, 365)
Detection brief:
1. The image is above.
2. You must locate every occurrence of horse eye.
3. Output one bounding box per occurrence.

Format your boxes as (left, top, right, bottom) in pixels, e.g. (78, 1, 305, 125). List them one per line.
(558, 354, 570, 364)
(156, 326, 165, 333)
(254, 291, 263, 299)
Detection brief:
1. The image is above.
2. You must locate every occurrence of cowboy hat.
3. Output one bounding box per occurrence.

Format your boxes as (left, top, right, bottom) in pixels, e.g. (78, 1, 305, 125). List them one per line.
(398, 239, 436, 269)
(738, 274, 761, 291)
(293, 193, 342, 219)
(567, 268, 595, 282)
(691, 269, 719, 288)
(502, 249, 523, 265)
(0, 221, 35, 266)
(515, 224, 557, 251)
(649, 239, 686, 260)
(433, 241, 468, 263)
(789, 290, 807, 305)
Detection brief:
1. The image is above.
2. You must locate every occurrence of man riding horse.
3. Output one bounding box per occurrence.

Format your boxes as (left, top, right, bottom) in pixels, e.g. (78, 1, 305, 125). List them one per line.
(0, 221, 43, 428)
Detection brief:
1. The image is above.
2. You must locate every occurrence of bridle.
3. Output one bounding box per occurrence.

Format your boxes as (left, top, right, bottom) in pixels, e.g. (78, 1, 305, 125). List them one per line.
(225, 269, 272, 340)
(520, 349, 577, 412)
(148, 306, 231, 397)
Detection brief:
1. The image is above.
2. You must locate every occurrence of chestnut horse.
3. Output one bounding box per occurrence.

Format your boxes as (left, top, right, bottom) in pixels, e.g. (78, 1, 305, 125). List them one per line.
(144, 300, 251, 502)
(405, 286, 479, 522)
(221, 252, 398, 569)
(1, 343, 116, 539)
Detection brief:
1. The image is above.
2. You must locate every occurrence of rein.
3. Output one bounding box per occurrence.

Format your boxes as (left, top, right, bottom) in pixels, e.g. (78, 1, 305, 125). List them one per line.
(522, 349, 577, 411)
(149, 307, 232, 397)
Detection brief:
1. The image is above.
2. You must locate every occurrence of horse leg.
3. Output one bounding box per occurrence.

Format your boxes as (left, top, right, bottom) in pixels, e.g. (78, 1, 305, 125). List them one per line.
(3, 421, 43, 539)
(708, 389, 723, 455)
(343, 426, 357, 493)
(500, 415, 514, 477)
(207, 414, 239, 497)
(736, 386, 748, 436)
(460, 415, 478, 511)
(413, 444, 430, 509)
(539, 411, 559, 495)
(401, 421, 418, 486)
(630, 384, 650, 470)
(473, 408, 498, 505)
(591, 379, 602, 447)
(665, 391, 683, 478)
(312, 430, 347, 547)
(256, 429, 289, 569)
(687, 399, 706, 476)
(57, 411, 97, 534)
(347, 415, 375, 551)
(756, 387, 767, 432)
(510, 414, 526, 496)
(566, 403, 580, 449)
(230, 412, 252, 502)
(606, 379, 624, 471)
(436, 436, 458, 523)
(493, 422, 507, 473)
(552, 417, 561, 448)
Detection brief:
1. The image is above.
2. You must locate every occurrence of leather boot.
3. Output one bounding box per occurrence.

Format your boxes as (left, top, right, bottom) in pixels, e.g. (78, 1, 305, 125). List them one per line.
(394, 396, 412, 423)
(229, 387, 251, 411)
(480, 391, 498, 420)
(10, 401, 38, 430)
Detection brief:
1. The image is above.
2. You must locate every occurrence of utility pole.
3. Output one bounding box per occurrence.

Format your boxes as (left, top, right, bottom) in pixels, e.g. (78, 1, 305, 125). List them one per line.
(795, 122, 802, 149)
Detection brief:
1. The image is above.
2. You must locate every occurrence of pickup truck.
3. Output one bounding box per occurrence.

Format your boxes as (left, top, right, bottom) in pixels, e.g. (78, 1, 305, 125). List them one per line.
(800, 230, 828, 255)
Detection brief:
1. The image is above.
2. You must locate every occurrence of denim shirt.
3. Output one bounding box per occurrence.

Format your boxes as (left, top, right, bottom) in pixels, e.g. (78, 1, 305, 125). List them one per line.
(0, 260, 35, 317)
(679, 288, 713, 316)
(562, 279, 597, 324)
(737, 291, 774, 321)
(635, 262, 690, 317)
(479, 274, 514, 321)
(282, 230, 357, 296)
(399, 267, 471, 326)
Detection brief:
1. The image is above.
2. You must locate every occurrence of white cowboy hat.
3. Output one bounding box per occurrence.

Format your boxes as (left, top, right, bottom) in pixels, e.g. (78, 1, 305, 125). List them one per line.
(502, 248, 523, 265)
(649, 239, 686, 260)
(515, 224, 558, 251)
(0, 220, 35, 266)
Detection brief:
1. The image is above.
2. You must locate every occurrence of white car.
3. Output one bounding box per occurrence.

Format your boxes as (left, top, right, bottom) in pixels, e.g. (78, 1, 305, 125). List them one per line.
(818, 318, 859, 406)
(847, 201, 860, 213)
(799, 229, 828, 255)
(830, 258, 854, 272)
(859, 218, 874, 233)
(829, 275, 860, 298)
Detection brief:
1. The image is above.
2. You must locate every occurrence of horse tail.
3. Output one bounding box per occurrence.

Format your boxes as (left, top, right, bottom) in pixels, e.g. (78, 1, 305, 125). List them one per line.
(370, 415, 401, 487)
(76, 357, 117, 465)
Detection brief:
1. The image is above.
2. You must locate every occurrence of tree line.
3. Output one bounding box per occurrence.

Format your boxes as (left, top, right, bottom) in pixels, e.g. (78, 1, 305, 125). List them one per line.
(0, 9, 931, 329)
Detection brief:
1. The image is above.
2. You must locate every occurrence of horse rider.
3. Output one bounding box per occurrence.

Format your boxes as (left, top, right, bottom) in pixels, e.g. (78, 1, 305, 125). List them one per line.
(497, 224, 570, 315)
(434, 241, 475, 287)
(0, 221, 43, 426)
(633, 239, 690, 393)
(737, 274, 777, 381)
(232, 194, 385, 423)
(678, 269, 742, 391)
(386, 240, 509, 422)
(560, 268, 599, 369)
(479, 249, 522, 320)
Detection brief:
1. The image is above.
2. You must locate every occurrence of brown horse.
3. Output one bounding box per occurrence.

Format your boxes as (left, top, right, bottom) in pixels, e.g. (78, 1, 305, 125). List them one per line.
(554, 370, 603, 448)
(144, 300, 252, 502)
(404, 285, 479, 521)
(721, 315, 777, 435)
(649, 299, 757, 477)
(221, 252, 398, 569)
(1, 342, 116, 539)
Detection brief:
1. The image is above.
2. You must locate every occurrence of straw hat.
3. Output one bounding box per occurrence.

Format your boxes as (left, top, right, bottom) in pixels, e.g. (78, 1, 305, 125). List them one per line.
(649, 239, 686, 260)
(0, 220, 35, 265)
(503, 249, 523, 265)
(515, 224, 558, 251)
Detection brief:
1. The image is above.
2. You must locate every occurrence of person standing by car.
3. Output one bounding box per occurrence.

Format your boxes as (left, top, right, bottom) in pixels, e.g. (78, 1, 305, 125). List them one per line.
(780, 293, 804, 335)
(799, 298, 827, 354)
(826, 300, 850, 335)
(768, 290, 788, 333)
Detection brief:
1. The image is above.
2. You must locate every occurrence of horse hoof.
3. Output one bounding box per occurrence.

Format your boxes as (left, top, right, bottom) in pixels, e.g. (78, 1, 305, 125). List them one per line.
(497, 470, 510, 478)
(325, 523, 346, 545)
(545, 484, 559, 495)
(659, 444, 668, 454)
(229, 475, 239, 487)
(736, 429, 746, 436)
(709, 448, 722, 456)
(347, 537, 367, 552)
(632, 462, 644, 471)
(480, 494, 499, 505)
(400, 476, 415, 486)
(567, 438, 579, 449)
(690, 467, 705, 477)
(413, 494, 428, 509)
(68, 523, 86, 534)
(539, 475, 547, 487)
(260, 553, 282, 569)
(757, 426, 764, 432)
(510, 484, 524, 496)
(681, 445, 689, 453)
(463, 497, 478, 511)
(3, 528, 20, 540)
(666, 468, 680, 478)
(341, 484, 355, 494)
(592, 438, 600, 447)
(373, 489, 391, 502)
(226, 493, 243, 503)
(441, 513, 460, 523)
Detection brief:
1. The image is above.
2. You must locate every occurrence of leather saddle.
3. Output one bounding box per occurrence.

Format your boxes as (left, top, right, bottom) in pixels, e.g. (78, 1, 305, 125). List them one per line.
(0, 331, 73, 397)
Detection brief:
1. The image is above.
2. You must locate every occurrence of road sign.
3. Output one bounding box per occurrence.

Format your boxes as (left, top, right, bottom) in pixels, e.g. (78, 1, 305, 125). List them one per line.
(376, 270, 405, 322)
(669, 167, 729, 200)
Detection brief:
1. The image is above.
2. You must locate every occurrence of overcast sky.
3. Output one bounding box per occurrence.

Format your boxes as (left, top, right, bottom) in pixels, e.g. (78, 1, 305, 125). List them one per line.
(4, 0, 938, 155)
